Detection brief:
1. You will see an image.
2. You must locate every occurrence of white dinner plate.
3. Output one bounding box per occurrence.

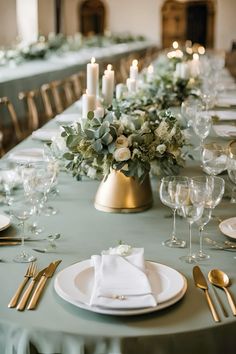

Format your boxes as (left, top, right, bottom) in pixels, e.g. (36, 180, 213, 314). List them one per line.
(0, 214, 11, 231)
(7, 148, 45, 163)
(54, 260, 187, 316)
(32, 129, 60, 142)
(219, 217, 236, 239)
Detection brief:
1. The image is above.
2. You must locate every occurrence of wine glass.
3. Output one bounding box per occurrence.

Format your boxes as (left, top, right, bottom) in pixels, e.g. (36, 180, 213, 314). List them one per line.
(177, 182, 204, 263)
(227, 145, 236, 203)
(10, 196, 36, 263)
(181, 97, 201, 128)
(202, 143, 228, 176)
(190, 175, 225, 260)
(193, 110, 212, 150)
(30, 160, 59, 216)
(159, 176, 189, 248)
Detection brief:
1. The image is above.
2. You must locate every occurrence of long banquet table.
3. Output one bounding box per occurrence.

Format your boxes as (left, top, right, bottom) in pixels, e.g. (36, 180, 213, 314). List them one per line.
(0, 100, 236, 354)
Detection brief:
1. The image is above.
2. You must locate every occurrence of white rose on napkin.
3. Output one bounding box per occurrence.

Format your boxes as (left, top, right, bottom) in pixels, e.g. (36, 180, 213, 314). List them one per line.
(89, 246, 157, 309)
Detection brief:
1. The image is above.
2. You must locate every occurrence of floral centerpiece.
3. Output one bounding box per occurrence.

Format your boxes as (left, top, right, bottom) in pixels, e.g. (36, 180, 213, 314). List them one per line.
(62, 108, 187, 184)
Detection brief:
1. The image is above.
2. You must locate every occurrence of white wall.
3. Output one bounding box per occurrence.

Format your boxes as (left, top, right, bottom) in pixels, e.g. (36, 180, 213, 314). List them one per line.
(215, 0, 236, 50)
(107, 0, 163, 45)
(0, 0, 17, 46)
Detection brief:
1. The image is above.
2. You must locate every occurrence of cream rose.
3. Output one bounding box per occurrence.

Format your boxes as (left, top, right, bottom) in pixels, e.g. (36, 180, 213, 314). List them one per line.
(115, 135, 129, 148)
(113, 147, 131, 162)
(156, 144, 167, 154)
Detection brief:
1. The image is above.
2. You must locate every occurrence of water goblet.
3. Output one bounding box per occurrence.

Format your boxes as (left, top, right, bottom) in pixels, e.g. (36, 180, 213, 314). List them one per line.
(178, 182, 204, 264)
(159, 176, 189, 248)
(181, 97, 201, 128)
(190, 175, 225, 260)
(227, 144, 236, 203)
(193, 110, 212, 150)
(202, 143, 228, 176)
(10, 196, 36, 263)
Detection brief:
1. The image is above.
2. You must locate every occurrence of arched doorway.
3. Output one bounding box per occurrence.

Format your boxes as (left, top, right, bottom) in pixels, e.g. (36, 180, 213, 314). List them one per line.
(162, 0, 215, 48)
(80, 0, 105, 36)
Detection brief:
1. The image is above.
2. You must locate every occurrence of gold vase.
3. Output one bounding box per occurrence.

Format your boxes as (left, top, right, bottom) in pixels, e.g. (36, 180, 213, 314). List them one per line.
(94, 170, 153, 213)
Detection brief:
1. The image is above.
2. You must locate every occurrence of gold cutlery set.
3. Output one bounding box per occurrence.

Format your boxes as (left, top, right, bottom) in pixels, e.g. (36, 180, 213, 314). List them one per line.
(8, 260, 61, 311)
(193, 266, 236, 322)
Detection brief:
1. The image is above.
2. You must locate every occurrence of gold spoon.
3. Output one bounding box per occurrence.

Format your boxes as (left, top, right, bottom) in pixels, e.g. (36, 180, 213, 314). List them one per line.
(208, 269, 236, 316)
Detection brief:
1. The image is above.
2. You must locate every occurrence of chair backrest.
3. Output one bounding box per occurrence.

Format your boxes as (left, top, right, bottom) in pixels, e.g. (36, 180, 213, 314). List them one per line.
(63, 79, 75, 107)
(69, 72, 85, 100)
(18, 90, 40, 132)
(50, 80, 64, 114)
(0, 96, 22, 141)
(40, 83, 54, 120)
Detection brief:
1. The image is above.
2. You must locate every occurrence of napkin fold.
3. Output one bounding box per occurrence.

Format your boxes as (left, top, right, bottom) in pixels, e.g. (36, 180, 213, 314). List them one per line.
(55, 113, 81, 125)
(89, 247, 157, 309)
(213, 124, 236, 137)
(32, 129, 60, 141)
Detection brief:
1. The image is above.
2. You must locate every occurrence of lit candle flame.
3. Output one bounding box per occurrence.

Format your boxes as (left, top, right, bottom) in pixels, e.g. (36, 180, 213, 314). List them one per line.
(148, 65, 154, 74)
(198, 46, 205, 55)
(91, 57, 96, 64)
(193, 53, 199, 61)
(172, 41, 178, 49)
(132, 59, 138, 67)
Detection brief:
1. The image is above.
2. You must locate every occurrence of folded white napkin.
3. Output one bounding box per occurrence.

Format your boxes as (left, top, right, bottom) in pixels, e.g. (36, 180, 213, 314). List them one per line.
(32, 129, 60, 141)
(216, 96, 236, 107)
(8, 148, 45, 163)
(55, 113, 81, 125)
(213, 124, 236, 137)
(209, 110, 236, 121)
(89, 246, 157, 309)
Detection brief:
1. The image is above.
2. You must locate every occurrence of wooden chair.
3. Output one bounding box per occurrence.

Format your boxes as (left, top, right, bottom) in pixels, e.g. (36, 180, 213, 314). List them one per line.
(40, 83, 54, 121)
(50, 80, 64, 114)
(18, 90, 40, 132)
(0, 96, 27, 153)
(69, 72, 85, 101)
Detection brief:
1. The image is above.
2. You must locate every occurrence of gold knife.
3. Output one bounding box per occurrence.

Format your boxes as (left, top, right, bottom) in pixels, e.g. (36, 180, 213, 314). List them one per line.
(27, 260, 61, 310)
(16, 267, 48, 311)
(193, 266, 220, 323)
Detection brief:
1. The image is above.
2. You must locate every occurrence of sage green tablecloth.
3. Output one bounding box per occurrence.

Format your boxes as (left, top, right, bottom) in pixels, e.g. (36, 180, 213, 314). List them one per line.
(0, 104, 236, 354)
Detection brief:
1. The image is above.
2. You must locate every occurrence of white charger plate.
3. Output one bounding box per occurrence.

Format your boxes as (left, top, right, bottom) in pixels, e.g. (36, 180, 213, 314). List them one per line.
(7, 148, 45, 163)
(219, 217, 236, 239)
(213, 124, 236, 138)
(0, 214, 11, 231)
(54, 260, 187, 316)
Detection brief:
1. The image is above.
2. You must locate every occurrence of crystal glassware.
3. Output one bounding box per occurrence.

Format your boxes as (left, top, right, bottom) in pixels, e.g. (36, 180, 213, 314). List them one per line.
(193, 110, 212, 150)
(227, 145, 236, 203)
(10, 197, 36, 263)
(159, 176, 189, 248)
(177, 181, 205, 264)
(190, 175, 225, 260)
(202, 143, 228, 176)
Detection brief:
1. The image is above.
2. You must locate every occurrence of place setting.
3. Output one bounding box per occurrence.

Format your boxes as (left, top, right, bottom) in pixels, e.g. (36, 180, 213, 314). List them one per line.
(54, 243, 187, 316)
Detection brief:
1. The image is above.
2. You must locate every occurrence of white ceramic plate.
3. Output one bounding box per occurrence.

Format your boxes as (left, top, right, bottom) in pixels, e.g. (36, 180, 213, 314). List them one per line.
(213, 125, 236, 138)
(54, 260, 187, 316)
(7, 148, 45, 163)
(0, 214, 11, 231)
(219, 217, 236, 239)
(32, 129, 60, 142)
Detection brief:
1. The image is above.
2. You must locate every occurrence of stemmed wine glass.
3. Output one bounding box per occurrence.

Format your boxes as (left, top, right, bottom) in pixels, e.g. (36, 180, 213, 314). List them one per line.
(202, 143, 228, 176)
(181, 97, 201, 128)
(227, 144, 236, 203)
(177, 181, 205, 263)
(159, 176, 189, 248)
(191, 175, 225, 260)
(10, 195, 36, 263)
(192, 111, 212, 150)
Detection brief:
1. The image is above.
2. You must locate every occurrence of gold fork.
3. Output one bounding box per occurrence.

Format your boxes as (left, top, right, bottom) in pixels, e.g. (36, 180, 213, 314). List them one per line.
(8, 262, 37, 308)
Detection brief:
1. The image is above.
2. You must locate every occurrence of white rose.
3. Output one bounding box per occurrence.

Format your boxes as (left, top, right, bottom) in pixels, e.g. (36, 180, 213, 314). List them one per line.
(87, 166, 97, 179)
(156, 144, 167, 154)
(113, 147, 131, 162)
(107, 244, 132, 256)
(115, 135, 129, 148)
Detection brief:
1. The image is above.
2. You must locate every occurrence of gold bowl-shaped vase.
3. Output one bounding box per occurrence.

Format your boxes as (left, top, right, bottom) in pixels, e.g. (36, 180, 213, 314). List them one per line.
(94, 170, 153, 213)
